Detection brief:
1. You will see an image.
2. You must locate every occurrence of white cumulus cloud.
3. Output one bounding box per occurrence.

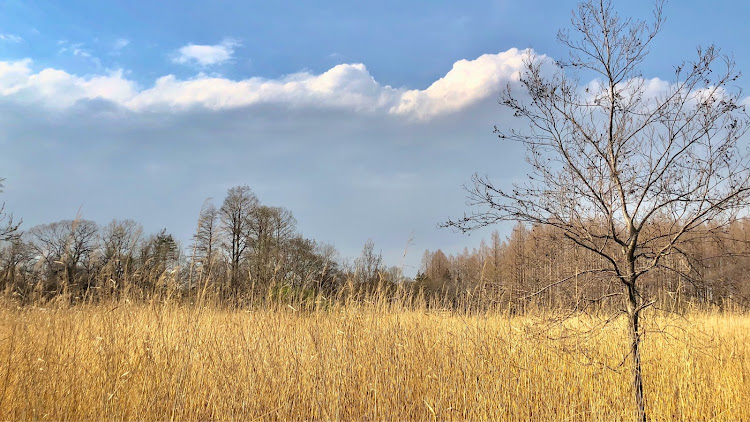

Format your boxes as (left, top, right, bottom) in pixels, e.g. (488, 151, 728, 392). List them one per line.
(390, 49, 529, 119)
(173, 39, 240, 66)
(0, 49, 537, 119)
(128, 63, 399, 111)
(0, 60, 136, 107)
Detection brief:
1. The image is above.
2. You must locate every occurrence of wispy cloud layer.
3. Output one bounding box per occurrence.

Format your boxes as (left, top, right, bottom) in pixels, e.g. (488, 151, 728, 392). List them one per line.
(113, 38, 130, 50)
(0, 48, 535, 119)
(0, 33, 22, 43)
(173, 39, 240, 66)
(57, 40, 102, 68)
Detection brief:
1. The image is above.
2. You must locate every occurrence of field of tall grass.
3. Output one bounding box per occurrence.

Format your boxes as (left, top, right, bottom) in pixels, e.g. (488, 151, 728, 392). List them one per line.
(0, 296, 747, 421)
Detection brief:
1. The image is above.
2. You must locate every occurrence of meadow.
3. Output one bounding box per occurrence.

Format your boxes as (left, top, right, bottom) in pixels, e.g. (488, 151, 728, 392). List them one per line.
(0, 295, 747, 421)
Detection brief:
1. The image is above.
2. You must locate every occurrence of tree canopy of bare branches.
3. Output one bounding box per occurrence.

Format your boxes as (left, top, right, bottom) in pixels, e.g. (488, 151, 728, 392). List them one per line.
(445, 1, 750, 420)
(28, 219, 99, 292)
(219, 185, 259, 293)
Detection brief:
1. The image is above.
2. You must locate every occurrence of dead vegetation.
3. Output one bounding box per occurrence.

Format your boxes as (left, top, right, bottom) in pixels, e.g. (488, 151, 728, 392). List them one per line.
(0, 294, 747, 421)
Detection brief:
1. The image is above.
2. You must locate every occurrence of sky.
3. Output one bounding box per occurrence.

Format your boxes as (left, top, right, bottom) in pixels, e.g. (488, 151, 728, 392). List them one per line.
(1, 0, 749, 276)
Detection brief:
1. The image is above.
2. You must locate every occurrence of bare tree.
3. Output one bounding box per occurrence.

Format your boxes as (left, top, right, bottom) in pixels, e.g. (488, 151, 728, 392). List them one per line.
(0, 178, 21, 242)
(247, 205, 297, 285)
(425, 249, 451, 285)
(445, 1, 749, 420)
(191, 199, 220, 287)
(0, 237, 31, 294)
(28, 219, 99, 294)
(219, 185, 258, 294)
(281, 236, 339, 290)
(354, 239, 383, 285)
(100, 219, 143, 282)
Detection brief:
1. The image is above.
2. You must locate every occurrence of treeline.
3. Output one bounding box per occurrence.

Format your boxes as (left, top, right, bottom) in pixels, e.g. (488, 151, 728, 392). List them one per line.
(2, 183, 750, 310)
(0, 185, 409, 306)
(415, 222, 750, 311)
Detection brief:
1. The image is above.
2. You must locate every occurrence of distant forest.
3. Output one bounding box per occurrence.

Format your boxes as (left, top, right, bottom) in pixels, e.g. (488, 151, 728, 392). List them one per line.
(1, 183, 749, 310)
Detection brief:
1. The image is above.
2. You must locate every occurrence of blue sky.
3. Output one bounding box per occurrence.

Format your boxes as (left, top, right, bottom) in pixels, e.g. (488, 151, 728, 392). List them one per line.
(1, 0, 749, 275)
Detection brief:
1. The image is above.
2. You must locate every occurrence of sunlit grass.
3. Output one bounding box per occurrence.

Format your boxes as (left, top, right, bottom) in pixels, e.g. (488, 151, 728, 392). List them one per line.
(0, 300, 747, 420)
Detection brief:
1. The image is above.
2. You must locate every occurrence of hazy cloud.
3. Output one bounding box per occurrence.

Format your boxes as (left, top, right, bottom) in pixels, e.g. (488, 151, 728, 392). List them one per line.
(0, 33, 22, 43)
(113, 38, 130, 50)
(57, 41, 102, 68)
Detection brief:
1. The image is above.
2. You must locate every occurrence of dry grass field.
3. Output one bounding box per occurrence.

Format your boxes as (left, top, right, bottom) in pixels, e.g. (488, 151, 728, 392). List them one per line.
(0, 299, 747, 421)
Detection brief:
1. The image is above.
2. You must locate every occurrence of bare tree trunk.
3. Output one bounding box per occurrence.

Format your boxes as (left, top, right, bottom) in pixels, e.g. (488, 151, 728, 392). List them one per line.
(626, 283, 646, 422)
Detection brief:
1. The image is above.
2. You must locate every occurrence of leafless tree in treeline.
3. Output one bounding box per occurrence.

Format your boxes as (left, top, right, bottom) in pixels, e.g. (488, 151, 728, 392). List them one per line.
(191, 199, 219, 289)
(0, 237, 31, 294)
(420, 221, 750, 310)
(28, 219, 99, 295)
(247, 205, 297, 285)
(0, 179, 345, 303)
(281, 236, 339, 290)
(424, 249, 451, 285)
(354, 239, 383, 285)
(100, 219, 143, 287)
(444, 1, 750, 420)
(219, 185, 258, 294)
(207, 185, 336, 298)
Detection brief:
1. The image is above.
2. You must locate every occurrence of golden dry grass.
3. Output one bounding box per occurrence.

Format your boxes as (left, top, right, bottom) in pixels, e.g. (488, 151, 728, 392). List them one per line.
(0, 301, 747, 421)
